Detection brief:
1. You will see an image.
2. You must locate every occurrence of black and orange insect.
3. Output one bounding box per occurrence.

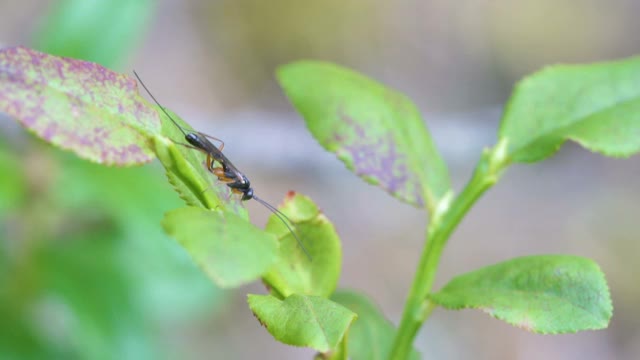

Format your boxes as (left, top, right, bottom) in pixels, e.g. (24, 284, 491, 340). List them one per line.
(133, 71, 311, 260)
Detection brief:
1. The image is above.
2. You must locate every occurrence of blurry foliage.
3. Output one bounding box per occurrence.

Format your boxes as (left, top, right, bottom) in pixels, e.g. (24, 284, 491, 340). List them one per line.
(0, 134, 226, 359)
(0, 140, 25, 212)
(1, 1, 227, 358)
(32, 0, 155, 70)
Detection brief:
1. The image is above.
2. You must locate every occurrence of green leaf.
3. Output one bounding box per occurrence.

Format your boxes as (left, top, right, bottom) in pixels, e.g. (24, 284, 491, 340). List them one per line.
(277, 61, 450, 211)
(262, 193, 342, 298)
(0, 46, 160, 165)
(248, 293, 357, 352)
(332, 290, 419, 360)
(499, 55, 640, 162)
(430, 255, 613, 334)
(162, 206, 279, 288)
(32, 0, 155, 69)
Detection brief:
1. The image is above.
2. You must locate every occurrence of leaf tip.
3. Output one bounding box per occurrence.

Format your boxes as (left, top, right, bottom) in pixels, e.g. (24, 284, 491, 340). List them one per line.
(285, 190, 297, 201)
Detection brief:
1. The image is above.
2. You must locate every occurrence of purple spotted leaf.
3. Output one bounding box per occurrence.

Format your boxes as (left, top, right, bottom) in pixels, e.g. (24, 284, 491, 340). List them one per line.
(277, 61, 451, 210)
(0, 46, 160, 165)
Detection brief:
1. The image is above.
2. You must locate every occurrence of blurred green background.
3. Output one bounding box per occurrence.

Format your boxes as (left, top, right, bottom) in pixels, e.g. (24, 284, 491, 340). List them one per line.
(1, 0, 640, 359)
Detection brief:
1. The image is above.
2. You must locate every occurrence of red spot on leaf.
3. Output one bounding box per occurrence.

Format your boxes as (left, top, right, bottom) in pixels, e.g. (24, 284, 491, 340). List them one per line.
(285, 190, 297, 200)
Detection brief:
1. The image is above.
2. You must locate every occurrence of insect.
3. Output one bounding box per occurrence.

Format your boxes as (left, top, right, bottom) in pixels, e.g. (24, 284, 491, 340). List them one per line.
(133, 71, 311, 260)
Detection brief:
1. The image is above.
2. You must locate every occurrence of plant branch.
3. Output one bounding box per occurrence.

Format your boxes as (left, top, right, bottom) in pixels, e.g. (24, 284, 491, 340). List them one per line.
(389, 141, 509, 360)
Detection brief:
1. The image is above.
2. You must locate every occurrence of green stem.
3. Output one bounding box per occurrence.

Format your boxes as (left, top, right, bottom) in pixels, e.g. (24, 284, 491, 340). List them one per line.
(389, 143, 509, 360)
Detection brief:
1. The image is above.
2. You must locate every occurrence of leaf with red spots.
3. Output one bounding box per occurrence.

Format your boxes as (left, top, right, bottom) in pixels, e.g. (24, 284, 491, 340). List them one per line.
(0, 46, 160, 165)
(277, 61, 451, 211)
(429, 255, 612, 334)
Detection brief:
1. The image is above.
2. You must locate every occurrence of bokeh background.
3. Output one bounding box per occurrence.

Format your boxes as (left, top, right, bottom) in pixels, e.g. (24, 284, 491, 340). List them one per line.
(1, 1, 640, 359)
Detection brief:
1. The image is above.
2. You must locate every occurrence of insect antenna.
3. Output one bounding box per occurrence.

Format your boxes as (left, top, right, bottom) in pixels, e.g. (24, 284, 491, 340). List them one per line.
(133, 70, 188, 137)
(252, 194, 312, 261)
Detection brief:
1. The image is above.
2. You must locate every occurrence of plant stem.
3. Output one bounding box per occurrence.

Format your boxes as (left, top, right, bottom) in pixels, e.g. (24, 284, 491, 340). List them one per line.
(389, 143, 508, 360)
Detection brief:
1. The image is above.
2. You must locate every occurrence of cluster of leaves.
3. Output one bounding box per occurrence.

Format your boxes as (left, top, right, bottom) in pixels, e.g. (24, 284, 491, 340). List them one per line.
(277, 60, 634, 357)
(2, 44, 638, 359)
(0, 46, 357, 357)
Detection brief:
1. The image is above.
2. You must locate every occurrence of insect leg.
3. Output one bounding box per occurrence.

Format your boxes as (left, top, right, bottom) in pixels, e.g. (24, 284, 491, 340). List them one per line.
(199, 132, 225, 151)
(211, 167, 234, 182)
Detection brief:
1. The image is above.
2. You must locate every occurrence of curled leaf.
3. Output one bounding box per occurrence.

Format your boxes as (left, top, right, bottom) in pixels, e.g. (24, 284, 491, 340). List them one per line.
(262, 193, 342, 298)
